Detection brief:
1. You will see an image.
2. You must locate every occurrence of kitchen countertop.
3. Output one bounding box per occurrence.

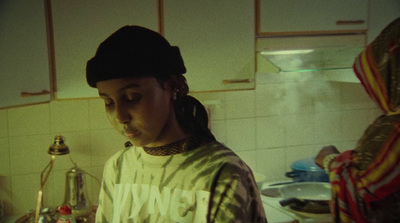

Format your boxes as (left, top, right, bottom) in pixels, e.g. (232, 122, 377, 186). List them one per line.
(7, 209, 298, 223)
(260, 181, 333, 223)
(5, 207, 96, 223)
(6, 182, 330, 223)
(7, 204, 319, 223)
(263, 202, 300, 223)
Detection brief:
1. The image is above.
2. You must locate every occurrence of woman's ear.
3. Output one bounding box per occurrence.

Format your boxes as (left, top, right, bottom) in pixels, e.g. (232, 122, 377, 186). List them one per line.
(165, 75, 178, 89)
(162, 80, 174, 93)
(161, 75, 188, 100)
(160, 78, 176, 101)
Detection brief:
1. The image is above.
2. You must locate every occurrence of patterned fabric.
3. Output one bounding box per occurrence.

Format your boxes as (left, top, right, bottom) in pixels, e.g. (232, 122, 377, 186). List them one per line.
(329, 115, 400, 222)
(353, 18, 400, 116)
(95, 141, 267, 223)
(328, 17, 400, 223)
(142, 136, 208, 156)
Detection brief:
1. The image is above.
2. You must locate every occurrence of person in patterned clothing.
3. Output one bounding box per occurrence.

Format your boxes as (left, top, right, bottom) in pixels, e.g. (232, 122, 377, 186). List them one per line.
(315, 18, 400, 223)
(86, 25, 267, 223)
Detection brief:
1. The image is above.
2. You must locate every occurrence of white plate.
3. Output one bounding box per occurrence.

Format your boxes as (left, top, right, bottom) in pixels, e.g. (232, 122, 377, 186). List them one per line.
(279, 182, 331, 201)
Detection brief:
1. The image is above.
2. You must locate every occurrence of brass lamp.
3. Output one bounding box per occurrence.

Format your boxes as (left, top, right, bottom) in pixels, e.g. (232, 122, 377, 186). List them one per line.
(48, 135, 70, 155)
(34, 135, 72, 223)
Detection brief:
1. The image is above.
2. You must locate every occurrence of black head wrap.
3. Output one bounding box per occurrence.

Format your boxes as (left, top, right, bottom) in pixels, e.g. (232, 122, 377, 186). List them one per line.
(86, 26, 186, 88)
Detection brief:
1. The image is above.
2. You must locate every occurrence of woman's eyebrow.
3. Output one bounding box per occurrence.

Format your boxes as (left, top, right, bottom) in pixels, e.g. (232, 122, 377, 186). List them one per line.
(98, 83, 142, 97)
(120, 83, 142, 92)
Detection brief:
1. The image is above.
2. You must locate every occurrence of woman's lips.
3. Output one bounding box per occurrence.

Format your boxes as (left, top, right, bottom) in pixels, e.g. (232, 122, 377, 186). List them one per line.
(124, 130, 138, 139)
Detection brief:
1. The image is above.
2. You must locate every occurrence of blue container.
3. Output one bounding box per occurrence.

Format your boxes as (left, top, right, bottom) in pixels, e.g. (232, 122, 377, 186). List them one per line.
(285, 157, 329, 182)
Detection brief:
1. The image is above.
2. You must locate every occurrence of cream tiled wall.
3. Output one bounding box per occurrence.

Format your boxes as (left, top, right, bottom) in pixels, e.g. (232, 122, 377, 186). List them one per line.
(0, 74, 382, 217)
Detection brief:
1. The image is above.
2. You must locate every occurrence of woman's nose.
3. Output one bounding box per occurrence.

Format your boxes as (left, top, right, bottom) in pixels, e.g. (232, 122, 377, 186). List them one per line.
(115, 103, 131, 124)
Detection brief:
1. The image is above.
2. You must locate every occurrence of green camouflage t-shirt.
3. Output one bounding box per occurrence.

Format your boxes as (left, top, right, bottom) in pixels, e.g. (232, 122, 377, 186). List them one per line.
(96, 141, 267, 223)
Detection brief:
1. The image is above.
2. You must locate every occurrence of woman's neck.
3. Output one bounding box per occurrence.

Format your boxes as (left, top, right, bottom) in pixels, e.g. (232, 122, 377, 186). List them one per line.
(145, 109, 190, 148)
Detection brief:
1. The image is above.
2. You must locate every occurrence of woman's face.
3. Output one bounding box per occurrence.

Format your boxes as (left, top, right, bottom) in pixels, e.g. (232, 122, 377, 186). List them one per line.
(97, 77, 184, 147)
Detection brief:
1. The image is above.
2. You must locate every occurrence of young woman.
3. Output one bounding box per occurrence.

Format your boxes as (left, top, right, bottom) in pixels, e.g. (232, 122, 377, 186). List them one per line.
(86, 25, 267, 223)
(315, 18, 400, 223)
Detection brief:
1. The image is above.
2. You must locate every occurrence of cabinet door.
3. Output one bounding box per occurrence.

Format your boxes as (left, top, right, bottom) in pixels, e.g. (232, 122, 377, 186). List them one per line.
(258, 0, 368, 35)
(367, 0, 400, 43)
(0, 0, 51, 108)
(164, 0, 255, 92)
(52, 0, 158, 99)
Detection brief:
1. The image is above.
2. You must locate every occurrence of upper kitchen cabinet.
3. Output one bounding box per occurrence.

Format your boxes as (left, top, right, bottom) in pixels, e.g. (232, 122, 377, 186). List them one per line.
(367, 0, 400, 43)
(163, 0, 255, 92)
(257, 0, 368, 36)
(0, 0, 51, 108)
(51, 0, 158, 99)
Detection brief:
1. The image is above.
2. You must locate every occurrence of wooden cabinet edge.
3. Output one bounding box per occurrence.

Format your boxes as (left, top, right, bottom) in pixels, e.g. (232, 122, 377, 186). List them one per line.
(20, 90, 50, 98)
(336, 20, 365, 25)
(222, 79, 254, 84)
(0, 101, 50, 110)
(257, 29, 367, 37)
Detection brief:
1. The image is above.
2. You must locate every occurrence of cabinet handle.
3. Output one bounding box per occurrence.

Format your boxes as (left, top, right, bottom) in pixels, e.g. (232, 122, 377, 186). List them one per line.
(222, 79, 253, 84)
(21, 90, 50, 97)
(336, 20, 365, 25)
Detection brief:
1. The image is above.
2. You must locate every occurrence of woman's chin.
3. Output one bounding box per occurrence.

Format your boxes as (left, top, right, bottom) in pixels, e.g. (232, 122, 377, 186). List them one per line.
(127, 138, 149, 148)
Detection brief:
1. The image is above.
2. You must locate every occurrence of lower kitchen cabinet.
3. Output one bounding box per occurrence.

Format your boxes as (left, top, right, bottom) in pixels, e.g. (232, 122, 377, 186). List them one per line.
(0, 0, 51, 108)
(163, 0, 255, 92)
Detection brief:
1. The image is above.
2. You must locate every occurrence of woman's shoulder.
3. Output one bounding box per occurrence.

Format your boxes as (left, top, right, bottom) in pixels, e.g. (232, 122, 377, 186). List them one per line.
(196, 140, 237, 158)
(104, 146, 135, 167)
(193, 140, 251, 171)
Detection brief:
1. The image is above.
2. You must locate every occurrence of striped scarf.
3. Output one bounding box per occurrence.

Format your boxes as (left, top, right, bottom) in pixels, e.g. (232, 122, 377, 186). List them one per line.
(329, 17, 400, 223)
(329, 119, 400, 222)
(353, 18, 400, 116)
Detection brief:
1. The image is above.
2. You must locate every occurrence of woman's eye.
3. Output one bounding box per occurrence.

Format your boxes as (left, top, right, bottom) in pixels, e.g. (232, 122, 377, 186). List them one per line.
(127, 94, 142, 103)
(103, 99, 115, 107)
